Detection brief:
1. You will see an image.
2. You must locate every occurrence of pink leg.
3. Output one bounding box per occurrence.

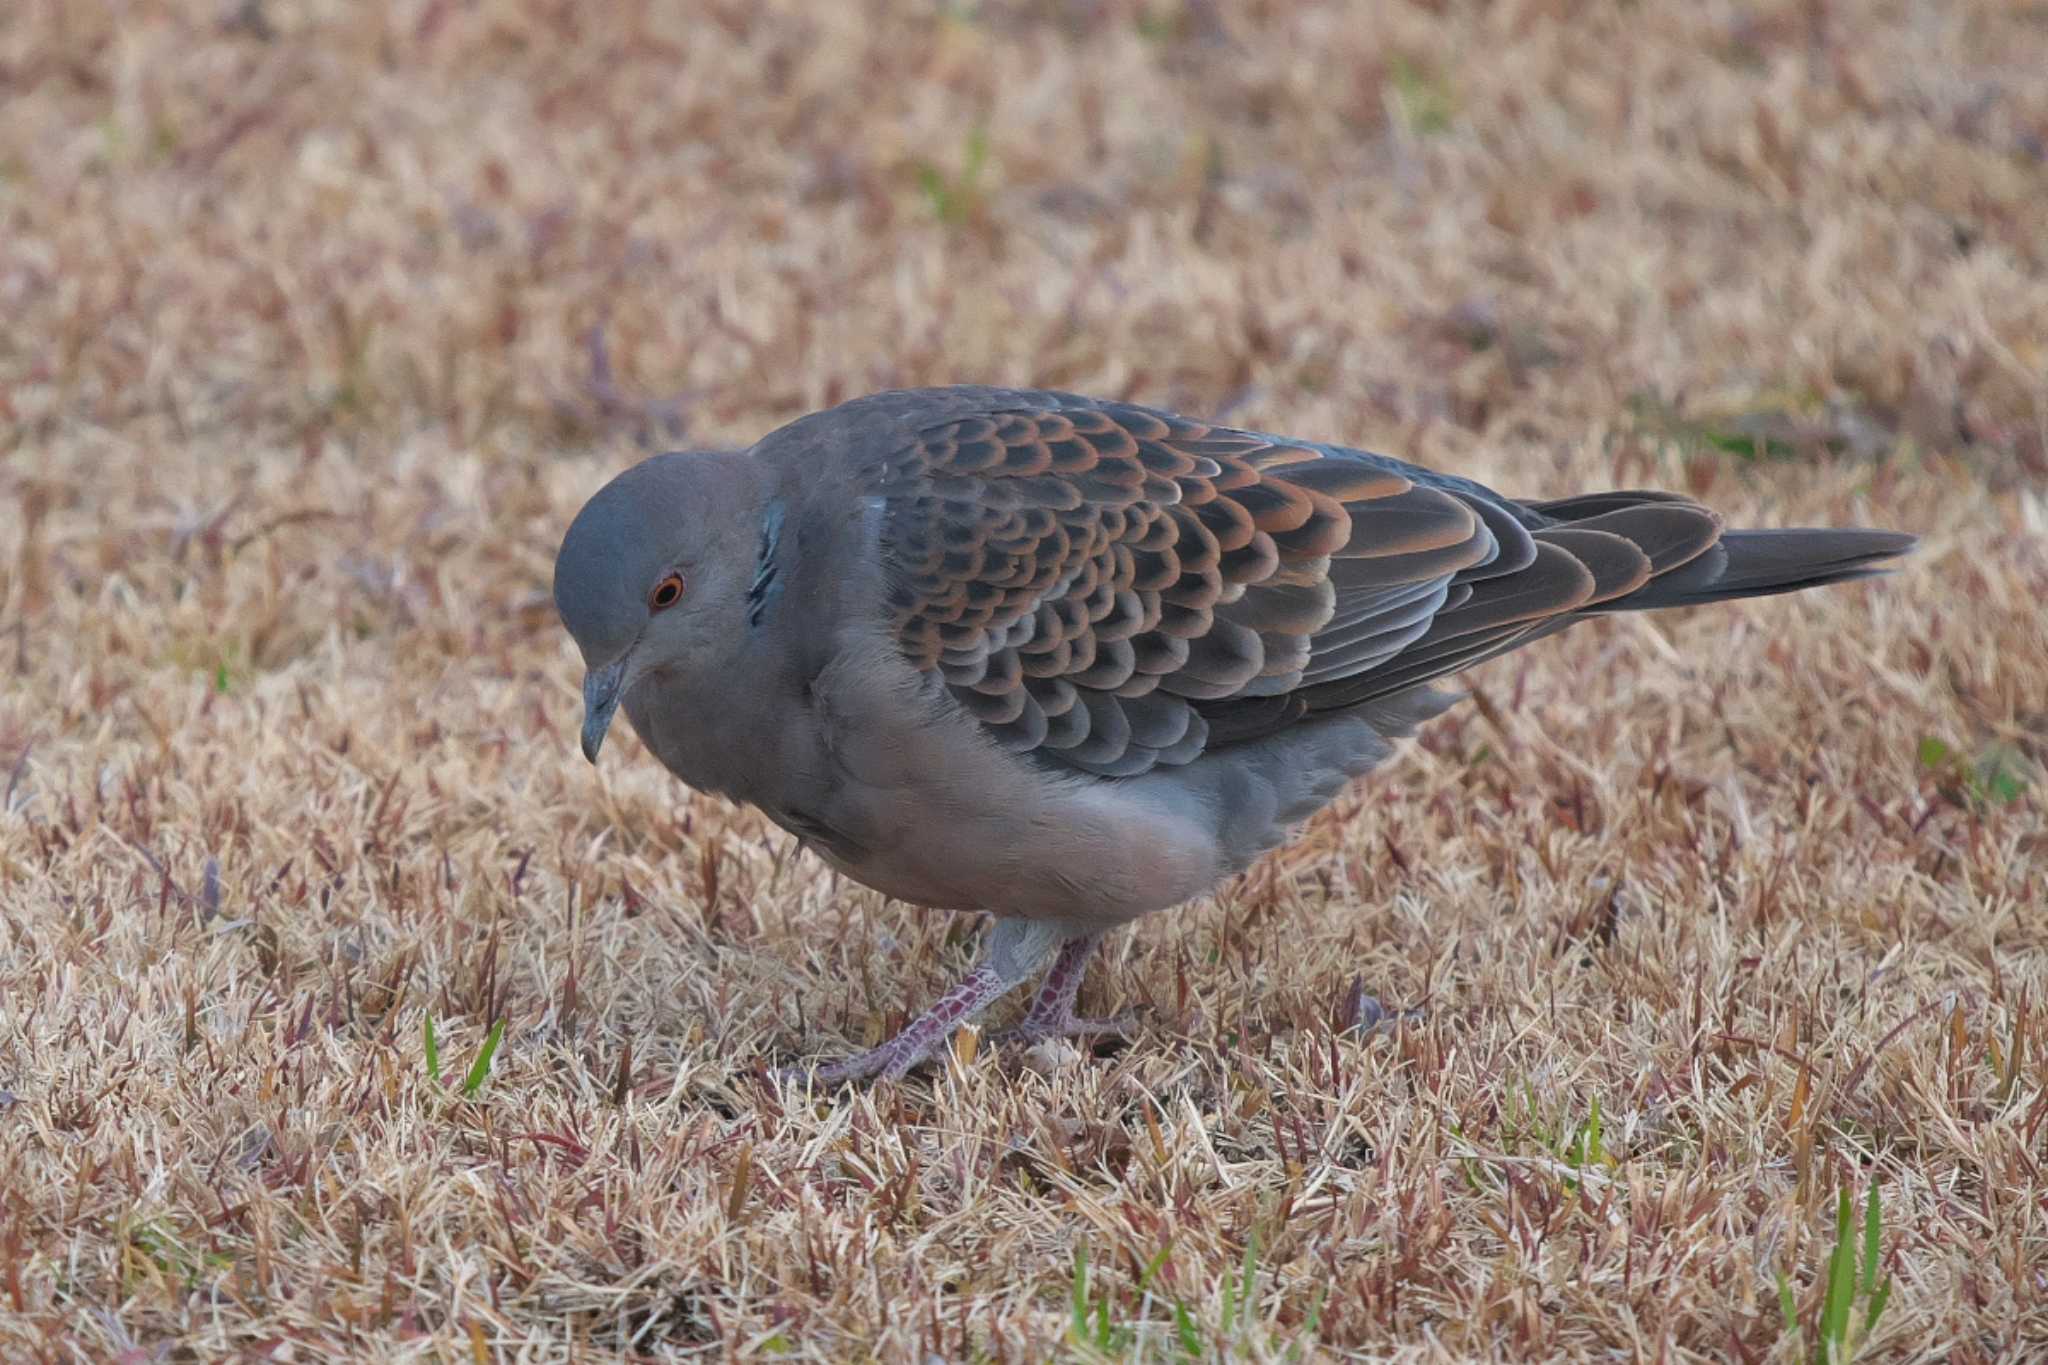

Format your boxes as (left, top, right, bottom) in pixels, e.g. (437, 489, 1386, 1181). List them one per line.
(989, 932, 1135, 1049)
(803, 964, 1011, 1083)
(784, 919, 1063, 1085)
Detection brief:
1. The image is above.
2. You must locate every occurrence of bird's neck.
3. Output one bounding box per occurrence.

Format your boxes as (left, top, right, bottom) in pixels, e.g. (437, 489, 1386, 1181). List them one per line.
(620, 604, 827, 810)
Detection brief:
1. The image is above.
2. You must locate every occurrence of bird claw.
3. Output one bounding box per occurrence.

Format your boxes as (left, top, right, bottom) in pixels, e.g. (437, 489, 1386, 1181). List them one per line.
(774, 1010, 1140, 1088)
(988, 1008, 1138, 1050)
(772, 1043, 916, 1089)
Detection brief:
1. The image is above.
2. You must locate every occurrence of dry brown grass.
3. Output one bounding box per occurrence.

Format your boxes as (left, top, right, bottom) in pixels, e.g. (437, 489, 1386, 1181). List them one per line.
(2, 0, 2045, 1358)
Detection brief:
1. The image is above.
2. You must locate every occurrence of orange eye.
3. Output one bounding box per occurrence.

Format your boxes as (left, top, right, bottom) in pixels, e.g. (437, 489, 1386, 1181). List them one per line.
(648, 573, 685, 610)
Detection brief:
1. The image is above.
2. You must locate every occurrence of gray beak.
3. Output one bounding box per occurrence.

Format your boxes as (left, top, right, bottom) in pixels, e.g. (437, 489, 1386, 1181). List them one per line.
(580, 658, 628, 763)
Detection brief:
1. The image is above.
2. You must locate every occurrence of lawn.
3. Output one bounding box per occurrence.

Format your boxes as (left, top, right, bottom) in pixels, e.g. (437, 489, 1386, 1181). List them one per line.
(2, 0, 2044, 1358)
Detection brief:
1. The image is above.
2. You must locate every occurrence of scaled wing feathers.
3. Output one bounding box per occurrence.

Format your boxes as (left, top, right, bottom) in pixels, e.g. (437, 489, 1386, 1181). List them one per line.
(872, 396, 1725, 775)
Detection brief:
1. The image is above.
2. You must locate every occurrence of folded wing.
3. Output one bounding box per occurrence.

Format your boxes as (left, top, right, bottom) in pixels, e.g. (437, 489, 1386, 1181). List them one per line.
(870, 393, 1897, 775)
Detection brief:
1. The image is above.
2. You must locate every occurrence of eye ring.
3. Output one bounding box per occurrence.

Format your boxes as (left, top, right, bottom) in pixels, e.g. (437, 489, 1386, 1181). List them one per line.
(648, 573, 685, 611)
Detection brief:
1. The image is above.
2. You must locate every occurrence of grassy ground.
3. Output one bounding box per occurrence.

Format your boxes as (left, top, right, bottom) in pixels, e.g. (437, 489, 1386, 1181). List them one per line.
(3, 0, 2046, 1358)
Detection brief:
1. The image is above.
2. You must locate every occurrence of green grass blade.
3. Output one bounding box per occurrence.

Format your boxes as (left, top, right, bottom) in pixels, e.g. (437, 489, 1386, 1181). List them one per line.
(1818, 1189, 1856, 1360)
(1286, 1286, 1327, 1361)
(1136, 1240, 1174, 1294)
(462, 1018, 505, 1096)
(1238, 1229, 1260, 1329)
(1776, 1268, 1798, 1332)
(1174, 1300, 1201, 1358)
(915, 164, 948, 220)
(1071, 1247, 1090, 1341)
(962, 126, 988, 186)
(1861, 1275, 1892, 1338)
(1860, 1184, 1882, 1295)
(1563, 1099, 1598, 1184)
(423, 1013, 440, 1086)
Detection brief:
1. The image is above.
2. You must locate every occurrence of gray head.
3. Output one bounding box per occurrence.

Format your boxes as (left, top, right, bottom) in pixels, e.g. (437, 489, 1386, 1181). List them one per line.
(553, 451, 763, 762)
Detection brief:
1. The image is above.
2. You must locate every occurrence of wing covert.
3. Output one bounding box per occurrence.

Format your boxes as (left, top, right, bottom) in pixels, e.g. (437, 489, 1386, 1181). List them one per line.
(869, 395, 1724, 773)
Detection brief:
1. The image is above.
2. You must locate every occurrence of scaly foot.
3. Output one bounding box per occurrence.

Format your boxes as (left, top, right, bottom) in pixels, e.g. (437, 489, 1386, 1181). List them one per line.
(777, 919, 1068, 1086)
(989, 1007, 1137, 1050)
(986, 931, 1129, 1050)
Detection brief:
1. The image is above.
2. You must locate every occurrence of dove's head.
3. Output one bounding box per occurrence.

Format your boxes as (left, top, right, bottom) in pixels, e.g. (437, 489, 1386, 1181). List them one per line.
(552, 451, 763, 763)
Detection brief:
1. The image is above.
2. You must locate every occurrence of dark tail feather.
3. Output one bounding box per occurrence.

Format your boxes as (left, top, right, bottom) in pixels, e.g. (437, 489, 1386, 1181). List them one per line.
(1591, 527, 1918, 612)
